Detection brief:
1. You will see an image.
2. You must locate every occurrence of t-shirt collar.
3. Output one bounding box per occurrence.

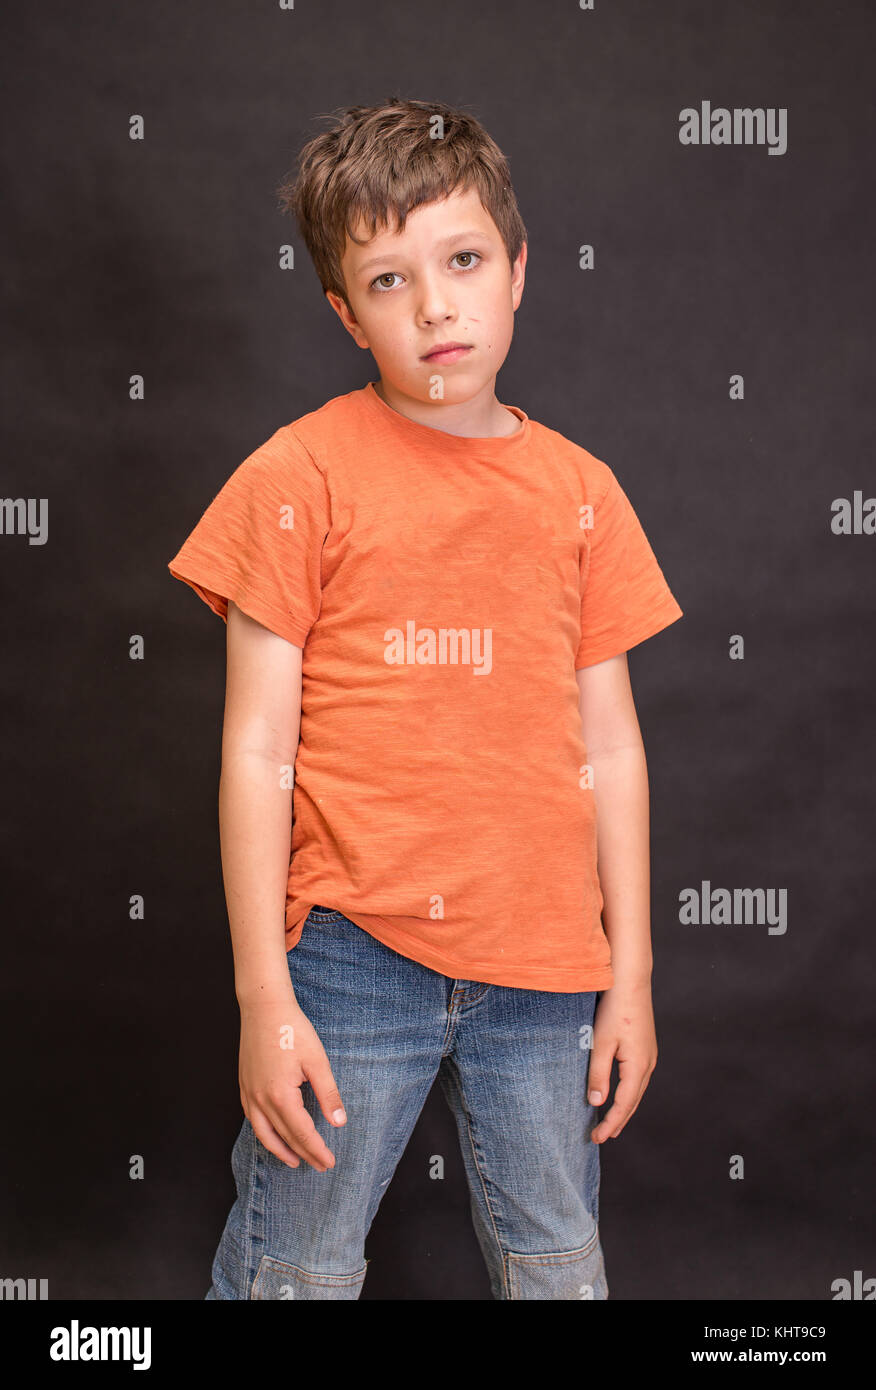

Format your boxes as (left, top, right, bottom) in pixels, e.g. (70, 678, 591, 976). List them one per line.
(359, 379, 530, 451)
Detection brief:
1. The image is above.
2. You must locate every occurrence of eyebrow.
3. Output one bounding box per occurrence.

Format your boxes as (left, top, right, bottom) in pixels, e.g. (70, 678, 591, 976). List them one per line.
(354, 230, 492, 274)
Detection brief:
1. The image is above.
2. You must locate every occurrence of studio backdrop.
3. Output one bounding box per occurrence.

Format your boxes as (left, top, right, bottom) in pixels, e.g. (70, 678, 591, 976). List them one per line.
(1, 0, 874, 1301)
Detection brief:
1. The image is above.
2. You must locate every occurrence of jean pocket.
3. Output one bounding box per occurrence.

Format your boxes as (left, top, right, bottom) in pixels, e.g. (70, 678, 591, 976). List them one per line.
(288, 907, 342, 956)
(505, 1226, 607, 1300)
(250, 1253, 368, 1300)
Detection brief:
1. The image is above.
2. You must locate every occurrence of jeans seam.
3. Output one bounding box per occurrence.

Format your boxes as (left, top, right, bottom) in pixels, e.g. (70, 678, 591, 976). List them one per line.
(450, 1057, 510, 1299)
(247, 1126, 270, 1299)
(242, 1122, 257, 1297)
(252, 1254, 368, 1294)
(506, 1227, 601, 1299)
(507, 1227, 601, 1265)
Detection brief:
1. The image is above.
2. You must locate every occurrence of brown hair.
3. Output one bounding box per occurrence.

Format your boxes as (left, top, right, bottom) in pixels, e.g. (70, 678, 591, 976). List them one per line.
(276, 96, 528, 311)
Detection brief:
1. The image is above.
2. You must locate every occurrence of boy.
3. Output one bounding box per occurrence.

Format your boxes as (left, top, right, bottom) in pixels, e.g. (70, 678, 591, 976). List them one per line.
(168, 97, 683, 1301)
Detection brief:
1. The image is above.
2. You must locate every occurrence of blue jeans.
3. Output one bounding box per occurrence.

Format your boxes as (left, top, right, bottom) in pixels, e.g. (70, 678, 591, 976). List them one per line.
(206, 906, 608, 1300)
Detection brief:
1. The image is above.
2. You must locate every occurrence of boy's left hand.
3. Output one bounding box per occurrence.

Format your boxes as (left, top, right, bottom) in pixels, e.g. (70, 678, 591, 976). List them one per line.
(586, 979, 657, 1143)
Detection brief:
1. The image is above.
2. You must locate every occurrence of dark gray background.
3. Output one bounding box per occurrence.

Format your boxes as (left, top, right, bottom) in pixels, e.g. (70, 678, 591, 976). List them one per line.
(2, 0, 874, 1299)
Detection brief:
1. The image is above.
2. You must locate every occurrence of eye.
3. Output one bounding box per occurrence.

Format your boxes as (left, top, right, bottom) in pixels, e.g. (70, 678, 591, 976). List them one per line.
(369, 271, 403, 292)
(368, 250, 482, 292)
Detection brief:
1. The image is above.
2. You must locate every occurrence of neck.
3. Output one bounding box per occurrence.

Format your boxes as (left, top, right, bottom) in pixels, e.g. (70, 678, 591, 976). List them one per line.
(373, 378, 520, 439)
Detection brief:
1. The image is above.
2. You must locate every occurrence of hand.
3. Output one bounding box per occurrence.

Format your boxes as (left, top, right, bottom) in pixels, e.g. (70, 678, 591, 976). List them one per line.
(238, 990, 347, 1172)
(587, 978, 657, 1143)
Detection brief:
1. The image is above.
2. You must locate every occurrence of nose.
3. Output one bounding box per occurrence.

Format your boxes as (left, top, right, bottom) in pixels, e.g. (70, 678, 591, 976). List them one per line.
(415, 270, 456, 325)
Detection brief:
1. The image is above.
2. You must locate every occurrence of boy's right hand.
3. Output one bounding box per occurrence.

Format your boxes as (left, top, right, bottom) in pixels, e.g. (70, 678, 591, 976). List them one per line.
(238, 990, 347, 1172)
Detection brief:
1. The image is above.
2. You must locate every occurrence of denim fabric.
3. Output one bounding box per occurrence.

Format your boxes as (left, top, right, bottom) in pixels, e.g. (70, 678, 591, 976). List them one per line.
(206, 907, 607, 1300)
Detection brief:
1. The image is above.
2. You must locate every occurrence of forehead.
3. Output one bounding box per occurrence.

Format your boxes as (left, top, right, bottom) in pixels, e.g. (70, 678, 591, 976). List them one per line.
(343, 185, 498, 265)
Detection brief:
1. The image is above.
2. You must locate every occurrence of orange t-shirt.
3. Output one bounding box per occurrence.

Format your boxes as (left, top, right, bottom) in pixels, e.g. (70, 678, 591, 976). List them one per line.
(168, 381, 683, 990)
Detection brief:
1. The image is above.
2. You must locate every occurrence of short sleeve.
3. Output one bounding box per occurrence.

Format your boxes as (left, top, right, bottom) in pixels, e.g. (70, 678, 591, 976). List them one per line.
(167, 427, 330, 648)
(575, 469, 683, 668)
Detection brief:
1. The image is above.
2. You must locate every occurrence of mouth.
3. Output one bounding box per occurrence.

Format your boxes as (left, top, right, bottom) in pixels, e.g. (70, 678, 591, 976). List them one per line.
(420, 342, 473, 364)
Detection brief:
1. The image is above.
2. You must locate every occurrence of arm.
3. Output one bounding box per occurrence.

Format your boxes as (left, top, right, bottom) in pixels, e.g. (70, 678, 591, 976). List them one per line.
(576, 652, 658, 1144)
(219, 600, 347, 1171)
(220, 599, 303, 1005)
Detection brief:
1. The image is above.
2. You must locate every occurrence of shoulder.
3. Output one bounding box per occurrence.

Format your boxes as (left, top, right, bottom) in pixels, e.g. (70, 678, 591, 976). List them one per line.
(277, 386, 370, 473)
(232, 391, 362, 490)
(527, 416, 615, 504)
(213, 388, 370, 511)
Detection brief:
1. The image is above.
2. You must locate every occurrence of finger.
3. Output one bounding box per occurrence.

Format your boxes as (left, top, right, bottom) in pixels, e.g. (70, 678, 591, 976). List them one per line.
(595, 1082, 648, 1141)
(605, 1055, 657, 1138)
(268, 1089, 337, 1171)
(303, 1053, 348, 1131)
(586, 1044, 615, 1115)
(590, 1067, 647, 1143)
(248, 1108, 303, 1171)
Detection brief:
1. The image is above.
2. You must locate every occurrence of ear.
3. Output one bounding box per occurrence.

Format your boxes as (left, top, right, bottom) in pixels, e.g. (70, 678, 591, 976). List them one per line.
(510, 241, 527, 311)
(325, 289, 370, 350)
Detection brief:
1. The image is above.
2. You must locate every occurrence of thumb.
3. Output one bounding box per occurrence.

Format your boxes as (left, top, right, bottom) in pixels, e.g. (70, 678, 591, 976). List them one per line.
(587, 1043, 614, 1109)
(303, 1052, 347, 1128)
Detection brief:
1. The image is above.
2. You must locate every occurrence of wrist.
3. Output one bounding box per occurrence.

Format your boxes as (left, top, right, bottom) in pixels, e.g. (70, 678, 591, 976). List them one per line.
(236, 977, 298, 1012)
(607, 961, 653, 990)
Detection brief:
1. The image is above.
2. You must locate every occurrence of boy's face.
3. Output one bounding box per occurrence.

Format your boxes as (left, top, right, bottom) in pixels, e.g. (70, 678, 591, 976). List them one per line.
(326, 185, 526, 406)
